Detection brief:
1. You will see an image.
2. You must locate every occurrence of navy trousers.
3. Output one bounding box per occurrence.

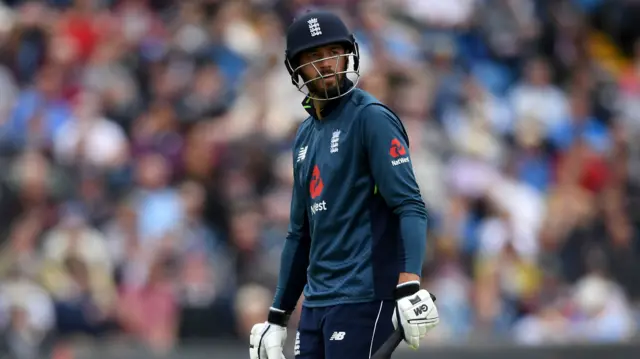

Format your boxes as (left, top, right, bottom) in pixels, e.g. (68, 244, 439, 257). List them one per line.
(295, 300, 396, 359)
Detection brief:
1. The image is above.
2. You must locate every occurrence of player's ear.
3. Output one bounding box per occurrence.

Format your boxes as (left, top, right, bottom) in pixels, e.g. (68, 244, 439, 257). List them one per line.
(348, 35, 360, 72)
(338, 44, 348, 71)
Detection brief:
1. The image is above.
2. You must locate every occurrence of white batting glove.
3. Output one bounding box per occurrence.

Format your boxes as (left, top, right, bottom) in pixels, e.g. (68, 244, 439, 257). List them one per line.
(392, 281, 439, 349)
(249, 308, 289, 359)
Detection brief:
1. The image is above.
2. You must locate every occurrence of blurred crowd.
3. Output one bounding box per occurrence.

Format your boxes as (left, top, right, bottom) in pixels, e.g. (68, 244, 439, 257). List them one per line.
(1, 0, 640, 357)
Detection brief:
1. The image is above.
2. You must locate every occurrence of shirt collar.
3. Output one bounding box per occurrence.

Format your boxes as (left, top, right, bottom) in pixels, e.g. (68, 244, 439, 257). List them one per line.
(301, 78, 354, 118)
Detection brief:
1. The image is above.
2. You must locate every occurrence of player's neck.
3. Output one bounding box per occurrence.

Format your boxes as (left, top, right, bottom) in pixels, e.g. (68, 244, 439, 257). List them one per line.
(313, 99, 325, 119)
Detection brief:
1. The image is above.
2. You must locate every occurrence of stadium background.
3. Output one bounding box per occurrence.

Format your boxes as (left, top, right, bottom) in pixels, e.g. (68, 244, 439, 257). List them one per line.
(0, 0, 640, 358)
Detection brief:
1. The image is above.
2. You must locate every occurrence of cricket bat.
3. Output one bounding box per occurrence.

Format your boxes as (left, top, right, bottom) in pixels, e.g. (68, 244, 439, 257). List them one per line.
(371, 328, 403, 359)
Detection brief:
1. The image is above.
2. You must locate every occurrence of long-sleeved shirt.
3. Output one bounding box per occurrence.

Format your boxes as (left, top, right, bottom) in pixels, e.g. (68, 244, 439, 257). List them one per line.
(273, 81, 428, 310)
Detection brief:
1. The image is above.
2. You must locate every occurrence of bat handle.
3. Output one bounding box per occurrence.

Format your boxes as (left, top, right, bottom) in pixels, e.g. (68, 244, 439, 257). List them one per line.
(371, 328, 403, 359)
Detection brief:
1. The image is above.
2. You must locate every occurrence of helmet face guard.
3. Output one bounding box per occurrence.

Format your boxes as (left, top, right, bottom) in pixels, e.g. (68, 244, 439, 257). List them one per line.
(285, 45, 360, 101)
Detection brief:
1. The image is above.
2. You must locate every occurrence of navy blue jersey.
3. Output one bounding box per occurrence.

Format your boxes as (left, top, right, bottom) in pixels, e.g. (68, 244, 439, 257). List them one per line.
(272, 82, 427, 310)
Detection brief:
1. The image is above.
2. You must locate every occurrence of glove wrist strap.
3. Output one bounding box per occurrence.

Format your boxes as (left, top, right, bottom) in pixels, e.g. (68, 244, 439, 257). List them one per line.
(394, 281, 420, 300)
(268, 307, 291, 327)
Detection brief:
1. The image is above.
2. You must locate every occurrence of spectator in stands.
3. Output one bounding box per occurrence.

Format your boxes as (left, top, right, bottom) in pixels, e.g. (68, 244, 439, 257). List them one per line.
(0, 265, 55, 359)
(117, 251, 179, 354)
(39, 204, 117, 337)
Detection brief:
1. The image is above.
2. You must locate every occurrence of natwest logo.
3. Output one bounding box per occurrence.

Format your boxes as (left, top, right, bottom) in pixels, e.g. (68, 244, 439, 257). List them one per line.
(389, 138, 409, 166)
(389, 138, 407, 158)
(309, 165, 324, 199)
(391, 157, 410, 166)
(310, 200, 327, 215)
(309, 165, 328, 215)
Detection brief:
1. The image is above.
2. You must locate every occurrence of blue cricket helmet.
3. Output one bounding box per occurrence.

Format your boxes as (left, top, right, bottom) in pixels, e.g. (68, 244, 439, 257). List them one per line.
(284, 10, 361, 100)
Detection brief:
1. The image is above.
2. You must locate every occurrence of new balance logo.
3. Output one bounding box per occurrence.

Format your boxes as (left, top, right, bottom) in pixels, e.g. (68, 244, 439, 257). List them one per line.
(297, 146, 308, 162)
(413, 304, 429, 316)
(308, 18, 322, 37)
(329, 332, 345, 341)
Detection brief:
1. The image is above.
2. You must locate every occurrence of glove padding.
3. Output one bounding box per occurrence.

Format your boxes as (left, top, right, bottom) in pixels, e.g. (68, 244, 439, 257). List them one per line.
(250, 308, 290, 359)
(392, 281, 439, 349)
(250, 322, 287, 359)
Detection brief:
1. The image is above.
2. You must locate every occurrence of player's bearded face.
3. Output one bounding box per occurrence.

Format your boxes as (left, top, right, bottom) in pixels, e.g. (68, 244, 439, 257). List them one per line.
(299, 45, 347, 99)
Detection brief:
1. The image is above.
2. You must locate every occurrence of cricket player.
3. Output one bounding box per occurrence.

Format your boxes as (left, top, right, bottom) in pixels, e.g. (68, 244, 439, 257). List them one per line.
(249, 10, 439, 359)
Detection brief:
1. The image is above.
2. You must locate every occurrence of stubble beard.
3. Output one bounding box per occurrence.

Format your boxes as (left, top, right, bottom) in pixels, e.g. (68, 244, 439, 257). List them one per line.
(306, 74, 344, 99)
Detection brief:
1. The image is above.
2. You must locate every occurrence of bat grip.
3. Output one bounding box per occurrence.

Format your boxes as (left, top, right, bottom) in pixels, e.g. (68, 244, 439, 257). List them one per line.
(371, 328, 403, 359)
